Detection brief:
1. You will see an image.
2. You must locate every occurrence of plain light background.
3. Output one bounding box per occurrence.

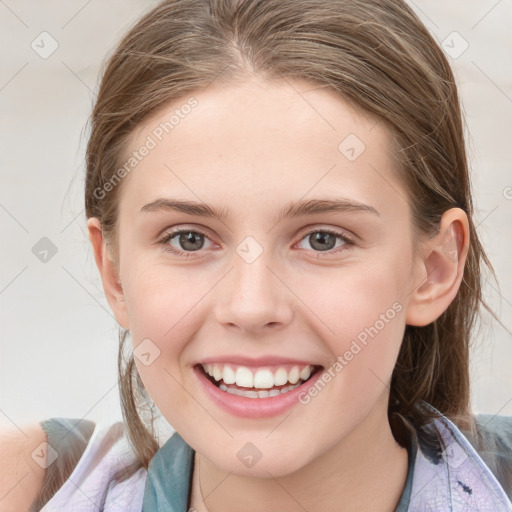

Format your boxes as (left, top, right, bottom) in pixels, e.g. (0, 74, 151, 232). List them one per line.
(0, 1, 511, 435)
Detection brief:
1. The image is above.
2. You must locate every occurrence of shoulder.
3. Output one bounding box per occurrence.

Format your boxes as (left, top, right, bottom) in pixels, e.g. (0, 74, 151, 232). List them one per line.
(407, 403, 512, 506)
(0, 422, 48, 512)
(32, 418, 147, 511)
(472, 414, 512, 465)
(473, 414, 512, 445)
(463, 413, 512, 500)
(30, 417, 96, 510)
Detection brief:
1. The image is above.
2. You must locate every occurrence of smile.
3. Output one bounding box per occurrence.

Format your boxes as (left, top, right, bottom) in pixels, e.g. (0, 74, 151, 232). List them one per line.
(195, 362, 323, 416)
(201, 363, 316, 398)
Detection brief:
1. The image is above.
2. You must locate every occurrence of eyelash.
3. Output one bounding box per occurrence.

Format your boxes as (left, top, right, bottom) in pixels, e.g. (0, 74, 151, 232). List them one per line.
(156, 227, 356, 258)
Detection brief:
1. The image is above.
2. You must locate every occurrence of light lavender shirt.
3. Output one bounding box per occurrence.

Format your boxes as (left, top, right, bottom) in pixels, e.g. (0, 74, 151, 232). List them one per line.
(36, 404, 512, 511)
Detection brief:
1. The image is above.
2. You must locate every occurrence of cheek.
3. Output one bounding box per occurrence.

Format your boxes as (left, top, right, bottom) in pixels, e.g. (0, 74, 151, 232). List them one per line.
(298, 257, 408, 344)
(293, 257, 408, 397)
(121, 260, 210, 342)
(121, 262, 215, 418)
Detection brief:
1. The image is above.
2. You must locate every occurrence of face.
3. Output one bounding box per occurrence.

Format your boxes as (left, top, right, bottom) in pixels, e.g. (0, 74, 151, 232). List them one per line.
(111, 77, 425, 477)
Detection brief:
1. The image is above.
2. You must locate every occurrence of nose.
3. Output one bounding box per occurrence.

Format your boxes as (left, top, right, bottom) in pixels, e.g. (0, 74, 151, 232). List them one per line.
(214, 250, 294, 334)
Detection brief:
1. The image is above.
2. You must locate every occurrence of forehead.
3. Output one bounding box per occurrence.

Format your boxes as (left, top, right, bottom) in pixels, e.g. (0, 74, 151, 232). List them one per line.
(117, 77, 406, 221)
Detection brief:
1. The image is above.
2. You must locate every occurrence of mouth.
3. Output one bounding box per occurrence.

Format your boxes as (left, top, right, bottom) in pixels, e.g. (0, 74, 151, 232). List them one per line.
(196, 362, 323, 399)
(194, 362, 323, 419)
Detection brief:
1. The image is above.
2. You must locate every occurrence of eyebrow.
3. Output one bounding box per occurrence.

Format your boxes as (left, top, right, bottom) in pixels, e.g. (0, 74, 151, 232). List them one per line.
(140, 197, 379, 221)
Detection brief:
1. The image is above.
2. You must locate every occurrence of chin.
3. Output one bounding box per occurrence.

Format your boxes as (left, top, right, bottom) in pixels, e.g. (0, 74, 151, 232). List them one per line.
(197, 438, 316, 479)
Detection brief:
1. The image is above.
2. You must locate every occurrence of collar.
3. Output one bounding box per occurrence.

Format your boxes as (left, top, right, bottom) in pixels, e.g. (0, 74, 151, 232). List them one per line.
(406, 402, 512, 511)
(142, 432, 194, 512)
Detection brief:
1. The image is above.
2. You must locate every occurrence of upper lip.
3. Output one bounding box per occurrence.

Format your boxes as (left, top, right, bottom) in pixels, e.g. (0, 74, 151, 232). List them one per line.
(196, 355, 322, 367)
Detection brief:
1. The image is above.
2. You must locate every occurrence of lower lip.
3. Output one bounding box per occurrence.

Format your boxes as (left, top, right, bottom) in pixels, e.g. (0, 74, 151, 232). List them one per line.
(194, 365, 323, 419)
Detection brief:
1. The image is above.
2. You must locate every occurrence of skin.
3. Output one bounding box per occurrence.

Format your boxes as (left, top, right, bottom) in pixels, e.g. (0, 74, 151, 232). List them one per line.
(88, 76, 469, 512)
(0, 423, 47, 512)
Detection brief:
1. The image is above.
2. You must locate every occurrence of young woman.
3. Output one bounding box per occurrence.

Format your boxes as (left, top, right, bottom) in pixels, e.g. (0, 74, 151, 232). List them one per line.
(3, 0, 512, 511)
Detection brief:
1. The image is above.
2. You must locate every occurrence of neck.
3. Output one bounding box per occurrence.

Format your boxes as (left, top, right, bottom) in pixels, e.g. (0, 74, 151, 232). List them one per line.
(191, 399, 409, 512)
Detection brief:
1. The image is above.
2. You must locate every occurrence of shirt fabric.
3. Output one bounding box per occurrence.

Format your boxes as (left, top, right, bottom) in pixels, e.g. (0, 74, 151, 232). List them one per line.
(35, 403, 512, 511)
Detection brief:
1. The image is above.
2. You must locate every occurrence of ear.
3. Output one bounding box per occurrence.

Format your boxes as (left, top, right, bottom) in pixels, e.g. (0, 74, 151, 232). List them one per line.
(87, 217, 130, 330)
(406, 208, 470, 327)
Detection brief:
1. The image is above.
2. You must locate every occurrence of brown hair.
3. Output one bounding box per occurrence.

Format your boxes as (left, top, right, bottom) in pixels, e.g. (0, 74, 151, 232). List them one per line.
(84, 0, 497, 481)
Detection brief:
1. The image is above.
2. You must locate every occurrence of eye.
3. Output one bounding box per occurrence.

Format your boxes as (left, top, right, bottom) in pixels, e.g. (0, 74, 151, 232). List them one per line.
(157, 229, 214, 256)
(157, 227, 355, 258)
(296, 228, 355, 254)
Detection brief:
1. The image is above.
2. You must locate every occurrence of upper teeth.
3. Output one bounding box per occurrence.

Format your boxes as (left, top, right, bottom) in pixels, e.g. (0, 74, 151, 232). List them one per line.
(201, 363, 313, 388)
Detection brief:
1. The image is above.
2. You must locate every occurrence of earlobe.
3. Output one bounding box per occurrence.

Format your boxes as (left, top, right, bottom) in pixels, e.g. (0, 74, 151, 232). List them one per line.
(405, 208, 470, 327)
(87, 217, 130, 330)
